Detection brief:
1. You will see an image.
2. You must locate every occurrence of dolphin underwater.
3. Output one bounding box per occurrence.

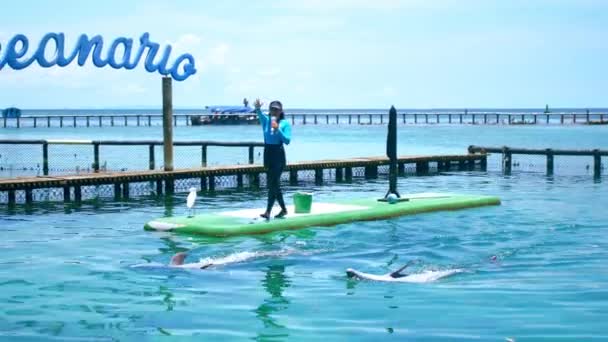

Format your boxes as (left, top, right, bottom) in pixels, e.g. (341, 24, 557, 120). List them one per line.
(346, 262, 463, 283)
(132, 248, 304, 270)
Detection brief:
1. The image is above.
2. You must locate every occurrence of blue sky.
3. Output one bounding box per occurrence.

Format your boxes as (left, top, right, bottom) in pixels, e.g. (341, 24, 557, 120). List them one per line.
(0, 0, 606, 109)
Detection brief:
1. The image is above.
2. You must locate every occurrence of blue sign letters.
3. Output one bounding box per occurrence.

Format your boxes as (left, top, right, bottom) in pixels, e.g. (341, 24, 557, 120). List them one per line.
(0, 33, 197, 81)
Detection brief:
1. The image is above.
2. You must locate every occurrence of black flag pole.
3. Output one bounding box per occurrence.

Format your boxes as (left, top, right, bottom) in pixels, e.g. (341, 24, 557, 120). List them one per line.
(384, 106, 401, 199)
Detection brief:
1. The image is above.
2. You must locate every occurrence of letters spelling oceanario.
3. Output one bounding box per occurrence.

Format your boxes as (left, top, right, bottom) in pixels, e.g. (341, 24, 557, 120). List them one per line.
(0, 32, 197, 81)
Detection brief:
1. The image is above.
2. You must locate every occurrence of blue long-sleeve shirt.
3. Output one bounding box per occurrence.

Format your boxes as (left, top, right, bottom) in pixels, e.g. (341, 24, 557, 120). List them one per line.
(256, 108, 292, 145)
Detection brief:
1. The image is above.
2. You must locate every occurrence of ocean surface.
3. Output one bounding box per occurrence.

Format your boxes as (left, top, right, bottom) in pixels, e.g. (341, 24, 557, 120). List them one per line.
(1, 118, 607, 340)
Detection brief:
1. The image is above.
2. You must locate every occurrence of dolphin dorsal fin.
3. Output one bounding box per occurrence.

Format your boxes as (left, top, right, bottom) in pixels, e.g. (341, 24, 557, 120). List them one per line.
(389, 260, 415, 278)
(170, 252, 187, 266)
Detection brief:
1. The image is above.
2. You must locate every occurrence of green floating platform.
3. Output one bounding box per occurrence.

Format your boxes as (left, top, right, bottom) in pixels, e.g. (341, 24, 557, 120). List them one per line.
(144, 193, 500, 237)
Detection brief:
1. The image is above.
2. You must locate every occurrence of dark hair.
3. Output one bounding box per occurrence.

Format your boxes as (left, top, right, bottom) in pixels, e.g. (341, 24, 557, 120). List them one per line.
(270, 100, 285, 121)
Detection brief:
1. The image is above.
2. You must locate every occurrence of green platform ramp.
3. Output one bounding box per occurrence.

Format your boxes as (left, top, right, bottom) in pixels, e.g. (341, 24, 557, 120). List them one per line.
(144, 193, 500, 237)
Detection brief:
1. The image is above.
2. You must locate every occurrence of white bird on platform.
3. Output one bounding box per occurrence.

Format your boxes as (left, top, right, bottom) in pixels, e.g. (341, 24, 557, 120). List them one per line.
(187, 187, 197, 217)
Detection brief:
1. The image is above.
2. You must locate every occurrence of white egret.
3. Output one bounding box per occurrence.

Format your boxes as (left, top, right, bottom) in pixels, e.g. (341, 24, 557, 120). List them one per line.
(187, 187, 197, 217)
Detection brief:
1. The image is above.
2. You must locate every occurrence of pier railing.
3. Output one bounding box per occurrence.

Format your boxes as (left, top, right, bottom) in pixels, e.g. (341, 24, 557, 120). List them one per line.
(0, 139, 264, 178)
(2, 111, 607, 128)
(469, 145, 607, 176)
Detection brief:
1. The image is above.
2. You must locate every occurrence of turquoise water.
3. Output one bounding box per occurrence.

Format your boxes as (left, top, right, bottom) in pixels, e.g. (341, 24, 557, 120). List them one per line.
(1, 172, 607, 340)
(1, 123, 608, 340)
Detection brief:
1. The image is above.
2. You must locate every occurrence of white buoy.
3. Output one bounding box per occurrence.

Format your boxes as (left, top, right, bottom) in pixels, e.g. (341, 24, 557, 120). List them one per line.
(387, 193, 399, 204)
(187, 187, 197, 217)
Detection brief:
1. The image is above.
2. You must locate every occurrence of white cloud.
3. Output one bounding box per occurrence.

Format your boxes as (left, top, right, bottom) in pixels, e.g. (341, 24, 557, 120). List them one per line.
(208, 43, 229, 66)
(258, 67, 281, 77)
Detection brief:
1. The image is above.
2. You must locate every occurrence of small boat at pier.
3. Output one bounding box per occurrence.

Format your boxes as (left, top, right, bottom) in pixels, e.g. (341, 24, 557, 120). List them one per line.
(191, 105, 257, 126)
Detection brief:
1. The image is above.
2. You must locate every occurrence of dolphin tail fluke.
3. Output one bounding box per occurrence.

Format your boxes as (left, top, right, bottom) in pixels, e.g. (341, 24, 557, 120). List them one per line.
(170, 252, 188, 266)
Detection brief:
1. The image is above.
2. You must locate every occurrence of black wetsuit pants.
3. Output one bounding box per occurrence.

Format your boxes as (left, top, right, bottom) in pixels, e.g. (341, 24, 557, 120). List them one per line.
(264, 144, 287, 213)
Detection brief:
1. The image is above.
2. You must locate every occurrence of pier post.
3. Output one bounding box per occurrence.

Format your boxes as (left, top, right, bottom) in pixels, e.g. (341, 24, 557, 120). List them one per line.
(202, 145, 208, 167)
(533, 115, 537, 125)
(349, 115, 352, 124)
(484, 114, 487, 124)
(415, 114, 418, 124)
(42, 142, 49, 176)
(122, 182, 130, 198)
(358, 115, 361, 124)
(560, 115, 564, 124)
(93, 143, 100, 172)
(508, 114, 512, 124)
(63, 186, 71, 202)
(34, 117, 37, 128)
(208, 176, 215, 191)
(60, 116, 64, 127)
(291, 115, 295, 125)
(546, 149, 554, 175)
(86, 116, 90, 127)
(201, 176, 208, 190)
(165, 179, 174, 194)
(496, 114, 499, 124)
(369, 114, 372, 124)
(3, 117, 6, 128)
(8, 190, 16, 205)
(397, 163, 405, 176)
(416, 161, 429, 175)
(289, 170, 298, 185)
(156, 180, 163, 195)
(110, 116, 114, 126)
(98, 116, 102, 127)
(114, 183, 121, 200)
(502, 147, 512, 174)
(74, 186, 82, 202)
(25, 189, 33, 204)
(335, 168, 344, 182)
(573, 114, 576, 124)
(593, 150, 601, 178)
(237, 174, 244, 188)
(425, 114, 428, 124)
(162, 77, 174, 171)
(436, 114, 439, 124)
(16, 117, 20, 128)
(336, 114, 339, 124)
(251, 173, 260, 188)
(472, 114, 476, 125)
(449, 114, 452, 124)
(587, 112, 590, 124)
(315, 169, 323, 185)
(173, 116, 177, 127)
(137, 115, 141, 126)
(380, 115, 383, 124)
(459, 114, 463, 124)
(480, 155, 487, 171)
(149, 145, 155, 170)
(249, 146, 254, 164)
(458, 160, 467, 171)
(403, 114, 406, 124)
(326, 115, 329, 124)
(345, 167, 353, 182)
(123, 116, 127, 126)
(73, 116, 77, 127)
(148, 115, 152, 126)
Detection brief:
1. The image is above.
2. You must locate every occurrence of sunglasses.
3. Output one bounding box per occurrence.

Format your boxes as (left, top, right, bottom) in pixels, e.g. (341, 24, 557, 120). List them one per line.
(270, 107, 281, 111)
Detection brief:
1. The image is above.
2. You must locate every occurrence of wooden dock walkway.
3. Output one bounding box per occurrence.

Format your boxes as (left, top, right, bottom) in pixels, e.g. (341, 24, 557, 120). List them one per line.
(2, 112, 607, 128)
(0, 154, 486, 204)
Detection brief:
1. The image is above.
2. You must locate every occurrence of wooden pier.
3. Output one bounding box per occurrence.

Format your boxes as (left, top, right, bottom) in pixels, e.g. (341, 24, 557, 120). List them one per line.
(2, 112, 607, 128)
(0, 153, 486, 205)
(469, 145, 606, 177)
